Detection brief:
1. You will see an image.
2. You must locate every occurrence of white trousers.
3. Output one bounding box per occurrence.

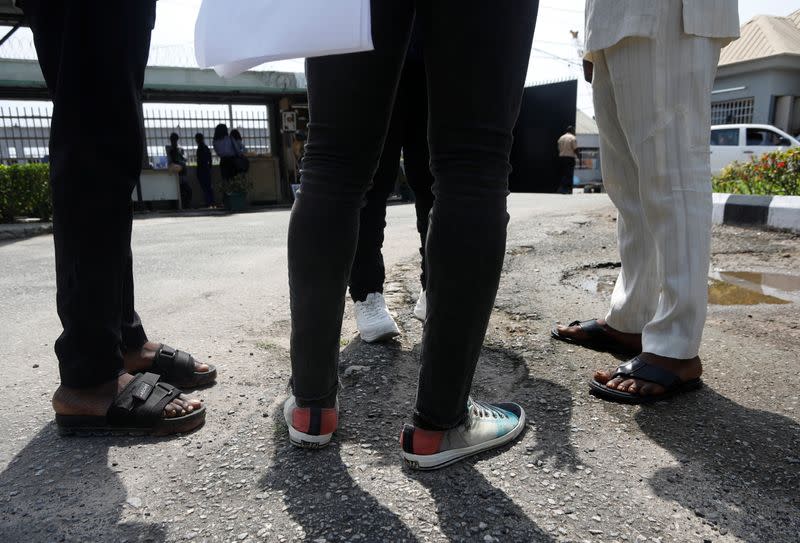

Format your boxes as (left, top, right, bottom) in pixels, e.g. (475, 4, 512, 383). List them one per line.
(591, 2, 723, 359)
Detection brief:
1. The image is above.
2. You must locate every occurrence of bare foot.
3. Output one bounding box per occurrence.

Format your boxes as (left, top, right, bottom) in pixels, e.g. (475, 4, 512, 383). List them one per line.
(124, 341, 210, 374)
(593, 353, 703, 397)
(555, 319, 642, 353)
(53, 373, 202, 419)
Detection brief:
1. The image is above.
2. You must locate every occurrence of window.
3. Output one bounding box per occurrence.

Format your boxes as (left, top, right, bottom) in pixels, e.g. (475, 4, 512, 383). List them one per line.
(710, 128, 739, 146)
(711, 98, 754, 125)
(746, 128, 787, 146)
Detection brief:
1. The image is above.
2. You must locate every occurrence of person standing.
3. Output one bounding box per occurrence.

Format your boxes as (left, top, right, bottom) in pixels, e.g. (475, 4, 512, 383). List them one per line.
(213, 123, 238, 181)
(20, 0, 214, 436)
(195, 132, 215, 208)
(283, 1, 539, 470)
(167, 132, 192, 208)
(556, 126, 577, 194)
(348, 22, 435, 343)
(553, 0, 739, 403)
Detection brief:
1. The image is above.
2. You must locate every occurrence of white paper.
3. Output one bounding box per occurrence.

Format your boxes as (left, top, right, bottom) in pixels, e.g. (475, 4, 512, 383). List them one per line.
(195, 0, 373, 78)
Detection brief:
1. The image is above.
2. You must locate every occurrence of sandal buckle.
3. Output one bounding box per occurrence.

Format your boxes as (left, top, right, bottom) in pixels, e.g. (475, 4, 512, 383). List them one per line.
(159, 345, 177, 360)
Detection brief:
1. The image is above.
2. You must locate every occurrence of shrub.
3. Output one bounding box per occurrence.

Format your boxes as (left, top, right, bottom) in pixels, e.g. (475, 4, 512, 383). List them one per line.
(215, 172, 253, 195)
(712, 147, 800, 196)
(0, 163, 52, 222)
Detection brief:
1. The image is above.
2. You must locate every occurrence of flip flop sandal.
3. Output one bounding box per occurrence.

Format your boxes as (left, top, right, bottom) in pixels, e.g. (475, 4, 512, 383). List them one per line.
(551, 319, 641, 357)
(150, 344, 217, 388)
(55, 372, 206, 436)
(589, 356, 703, 404)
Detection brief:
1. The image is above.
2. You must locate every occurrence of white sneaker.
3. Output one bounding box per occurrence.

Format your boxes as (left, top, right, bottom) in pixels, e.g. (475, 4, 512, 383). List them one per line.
(400, 399, 525, 470)
(413, 289, 427, 321)
(354, 292, 400, 343)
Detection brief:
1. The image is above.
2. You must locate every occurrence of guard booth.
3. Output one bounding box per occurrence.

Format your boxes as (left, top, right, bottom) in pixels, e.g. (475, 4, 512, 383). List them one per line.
(0, 2, 308, 208)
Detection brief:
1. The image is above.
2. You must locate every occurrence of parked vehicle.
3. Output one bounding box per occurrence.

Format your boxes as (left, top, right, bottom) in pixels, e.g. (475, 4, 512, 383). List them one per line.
(710, 124, 799, 175)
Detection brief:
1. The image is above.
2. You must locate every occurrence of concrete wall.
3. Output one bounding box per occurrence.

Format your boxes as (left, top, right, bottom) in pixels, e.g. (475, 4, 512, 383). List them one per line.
(713, 65, 800, 133)
(182, 157, 282, 207)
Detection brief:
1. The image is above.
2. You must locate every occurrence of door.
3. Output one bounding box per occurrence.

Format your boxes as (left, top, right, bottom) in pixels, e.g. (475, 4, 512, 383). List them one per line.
(742, 127, 793, 162)
(709, 127, 741, 174)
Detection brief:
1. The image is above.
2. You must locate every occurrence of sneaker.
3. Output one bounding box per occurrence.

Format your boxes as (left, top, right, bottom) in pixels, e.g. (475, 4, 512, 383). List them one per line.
(413, 289, 427, 321)
(283, 394, 338, 449)
(400, 399, 525, 470)
(354, 292, 401, 343)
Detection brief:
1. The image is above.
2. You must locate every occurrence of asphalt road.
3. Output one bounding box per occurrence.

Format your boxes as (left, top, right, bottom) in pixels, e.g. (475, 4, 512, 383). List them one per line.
(0, 194, 798, 543)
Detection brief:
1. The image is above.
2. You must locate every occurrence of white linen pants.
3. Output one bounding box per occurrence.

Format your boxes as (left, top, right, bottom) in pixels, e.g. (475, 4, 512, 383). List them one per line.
(591, 2, 723, 359)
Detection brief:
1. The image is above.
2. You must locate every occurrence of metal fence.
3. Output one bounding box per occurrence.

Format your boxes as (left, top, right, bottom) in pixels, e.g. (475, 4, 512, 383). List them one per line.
(711, 97, 755, 125)
(0, 102, 270, 165)
(0, 104, 52, 162)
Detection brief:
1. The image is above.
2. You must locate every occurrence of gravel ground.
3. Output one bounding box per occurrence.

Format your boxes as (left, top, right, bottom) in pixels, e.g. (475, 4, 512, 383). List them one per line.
(1, 196, 797, 542)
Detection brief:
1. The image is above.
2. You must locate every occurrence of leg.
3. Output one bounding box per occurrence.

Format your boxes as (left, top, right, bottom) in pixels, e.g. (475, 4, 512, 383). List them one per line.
(25, 0, 200, 424)
(595, 48, 659, 336)
(288, 0, 415, 406)
(399, 58, 435, 292)
(413, 0, 538, 429)
(347, 99, 405, 302)
(595, 4, 722, 398)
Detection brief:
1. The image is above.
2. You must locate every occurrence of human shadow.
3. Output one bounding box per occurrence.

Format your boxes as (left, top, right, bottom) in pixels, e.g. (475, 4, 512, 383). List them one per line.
(635, 387, 800, 543)
(0, 424, 166, 542)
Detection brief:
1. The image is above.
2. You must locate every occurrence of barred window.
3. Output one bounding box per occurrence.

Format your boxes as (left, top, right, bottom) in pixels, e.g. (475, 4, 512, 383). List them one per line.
(711, 98, 754, 125)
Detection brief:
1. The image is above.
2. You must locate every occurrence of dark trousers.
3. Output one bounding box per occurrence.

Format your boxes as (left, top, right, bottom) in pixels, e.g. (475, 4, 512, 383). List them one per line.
(288, 0, 538, 429)
(198, 169, 214, 207)
(24, 1, 155, 388)
(348, 57, 434, 302)
(558, 156, 575, 194)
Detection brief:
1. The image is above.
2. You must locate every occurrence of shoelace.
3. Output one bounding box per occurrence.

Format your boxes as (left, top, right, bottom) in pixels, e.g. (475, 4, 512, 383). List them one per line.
(469, 400, 508, 420)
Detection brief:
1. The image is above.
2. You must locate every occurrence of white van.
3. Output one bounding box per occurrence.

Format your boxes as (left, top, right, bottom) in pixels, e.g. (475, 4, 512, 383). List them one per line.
(710, 124, 799, 175)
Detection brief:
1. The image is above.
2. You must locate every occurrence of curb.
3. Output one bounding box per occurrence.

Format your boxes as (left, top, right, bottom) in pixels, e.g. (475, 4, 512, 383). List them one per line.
(0, 222, 53, 241)
(712, 193, 800, 233)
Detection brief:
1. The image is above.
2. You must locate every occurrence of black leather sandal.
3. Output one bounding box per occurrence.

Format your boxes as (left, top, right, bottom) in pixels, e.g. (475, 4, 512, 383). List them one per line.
(150, 344, 217, 388)
(589, 357, 702, 404)
(55, 372, 206, 436)
(551, 319, 641, 356)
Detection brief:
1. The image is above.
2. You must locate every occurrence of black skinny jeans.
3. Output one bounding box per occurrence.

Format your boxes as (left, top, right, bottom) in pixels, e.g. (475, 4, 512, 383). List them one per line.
(289, 0, 538, 430)
(24, 1, 154, 388)
(348, 56, 434, 302)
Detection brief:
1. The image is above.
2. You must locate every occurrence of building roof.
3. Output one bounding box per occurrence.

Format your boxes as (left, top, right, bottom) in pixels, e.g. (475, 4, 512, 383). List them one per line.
(719, 9, 800, 66)
(575, 109, 598, 135)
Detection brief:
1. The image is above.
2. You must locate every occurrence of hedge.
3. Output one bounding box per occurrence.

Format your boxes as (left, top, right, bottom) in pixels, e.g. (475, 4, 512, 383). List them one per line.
(0, 163, 52, 223)
(712, 147, 800, 196)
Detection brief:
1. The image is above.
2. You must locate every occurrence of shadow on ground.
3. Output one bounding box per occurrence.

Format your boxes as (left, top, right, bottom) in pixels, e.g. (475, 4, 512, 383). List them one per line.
(0, 425, 166, 542)
(636, 387, 800, 542)
(260, 337, 570, 541)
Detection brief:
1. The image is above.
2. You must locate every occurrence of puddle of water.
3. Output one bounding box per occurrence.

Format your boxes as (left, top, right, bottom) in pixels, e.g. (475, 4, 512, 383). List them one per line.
(707, 278, 789, 306)
(718, 271, 800, 293)
(581, 270, 799, 305)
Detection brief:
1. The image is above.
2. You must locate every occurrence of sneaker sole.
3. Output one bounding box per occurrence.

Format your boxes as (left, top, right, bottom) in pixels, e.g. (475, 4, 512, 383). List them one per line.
(359, 328, 401, 343)
(287, 425, 333, 449)
(401, 408, 526, 470)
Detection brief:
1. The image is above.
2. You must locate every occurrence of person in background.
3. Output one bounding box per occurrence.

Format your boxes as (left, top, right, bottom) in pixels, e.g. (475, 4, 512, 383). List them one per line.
(284, 0, 538, 470)
(230, 129, 246, 155)
(557, 125, 577, 194)
(20, 0, 212, 437)
(167, 132, 192, 208)
(213, 123, 237, 181)
(553, 0, 739, 403)
(348, 21, 435, 343)
(195, 132, 214, 208)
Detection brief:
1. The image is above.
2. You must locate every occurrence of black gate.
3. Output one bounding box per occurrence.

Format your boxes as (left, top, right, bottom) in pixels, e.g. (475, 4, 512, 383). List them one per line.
(509, 79, 578, 193)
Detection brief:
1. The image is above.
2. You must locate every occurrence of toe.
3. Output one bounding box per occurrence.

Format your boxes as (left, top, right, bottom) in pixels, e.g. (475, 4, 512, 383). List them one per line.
(180, 394, 202, 409)
(616, 378, 636, 392)
(195, 361, 210, 372)
(605, 376, 625, 389)
(593, 369, 614, 383)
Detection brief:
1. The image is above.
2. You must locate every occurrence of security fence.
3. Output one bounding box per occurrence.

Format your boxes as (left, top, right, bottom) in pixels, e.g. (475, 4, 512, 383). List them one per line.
(0, 101, 271, 166)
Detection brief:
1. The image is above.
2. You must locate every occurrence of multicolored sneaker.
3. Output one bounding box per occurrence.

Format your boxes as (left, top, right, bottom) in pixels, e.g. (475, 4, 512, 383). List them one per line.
(400, 399, 525, 470)
(283, 395, 338, 449)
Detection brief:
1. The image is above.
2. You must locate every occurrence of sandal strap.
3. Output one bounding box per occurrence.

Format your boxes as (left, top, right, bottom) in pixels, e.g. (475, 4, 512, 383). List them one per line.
(575, 319, 605, 335)
(612, 357, 681, 388)
(152, 344, 195, 378)
(107, 372, 182, 427)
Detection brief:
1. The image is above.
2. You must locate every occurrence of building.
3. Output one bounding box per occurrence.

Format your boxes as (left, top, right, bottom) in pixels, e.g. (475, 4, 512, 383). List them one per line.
(712, 9, 800, 137)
